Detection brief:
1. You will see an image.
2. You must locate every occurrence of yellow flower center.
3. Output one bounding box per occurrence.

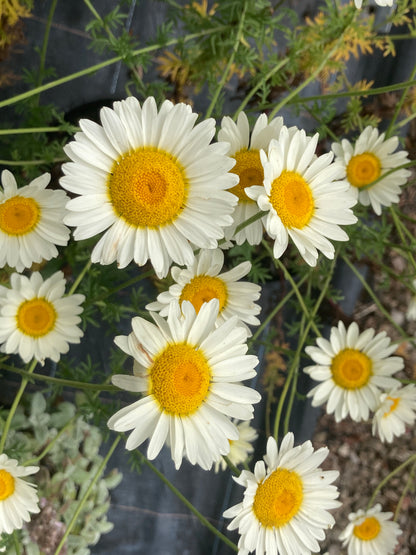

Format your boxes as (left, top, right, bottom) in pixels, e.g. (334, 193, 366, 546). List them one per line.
(346, 152, 381, 188)
(0, 469, 15, 501)
(108, 148, 189, 228)
(253, 468, 303, 528)
(149, 342, 211, 415)
(353, 516, 381, 541)
(331, 348, 372, 389)
(269, 170, 314, 229)
(0, 196, 40, 236)
(230, 149, 263, 201)
(383, 395, 400, 417)
(179, 275, 227, 314)
(16, 298, 57, 337)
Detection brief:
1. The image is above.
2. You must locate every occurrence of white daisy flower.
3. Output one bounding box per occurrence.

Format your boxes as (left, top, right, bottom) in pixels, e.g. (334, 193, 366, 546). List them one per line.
(0, 170, 70, 272)
(332, 126, 410, 215)
(0, 454, 40, 535)
(246, 127, 357, 266)
(214, 419, 258, 473)
(339, 504, 401, 555)
(355, 0, 394, 8)
(223, 433, 341, 555)
(372, 384, 416, 442)
(218, 112, 285, 245)
(146, 248, 261, 332)
(108, 299, 261, 470)
(406, 279, 416, 321)
(0, 271, 85, 364)
(304, 321, 402, 422)
(60, 96, 238, 278)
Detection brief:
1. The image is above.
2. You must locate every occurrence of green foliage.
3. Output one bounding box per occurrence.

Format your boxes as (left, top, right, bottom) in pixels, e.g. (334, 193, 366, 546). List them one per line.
(0, 393, 121, 555)
(228, 242, 272, 284)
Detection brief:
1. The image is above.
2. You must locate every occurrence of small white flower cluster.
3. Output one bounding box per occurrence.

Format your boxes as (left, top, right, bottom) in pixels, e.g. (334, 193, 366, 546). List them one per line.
(0, 170, 85, 366)
(305, 321, 416, 443)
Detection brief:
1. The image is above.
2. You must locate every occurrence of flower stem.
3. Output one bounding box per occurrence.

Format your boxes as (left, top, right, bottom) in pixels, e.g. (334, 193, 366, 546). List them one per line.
(23, 415, 77, 466)
(249, 271, 310, 347)
(290, 78, 416, 105)
(138, 451, 238, 552)
(0, 361, 118, 392)
(85, 268, 155, 306)
(394, 460, 416, 522)
(0, 157, 67, 166)
(0, 359, 37, 453)
(222, 455, 241, 477)
(205, 1, 248, 119)
(390, 206, 416, 274)
(67, 259, 92, 295)
(268, 30, 349, 120)
(233, 56, 290, 120)
(341, 254, 411, 340)
(53, 436, 121, 555)
(273, 255, 336, 439)
(0, 26, 227, 110)
(367, 453, 416, 509)
(83, 0, 102, 21)
(264, 245, 321, 338)
(37, 0, 58, 90)
(0, 127, 67, 135)
(386, 60, 416, 137)
(233, 210, 267, 237)
(13, 531, 21, 555)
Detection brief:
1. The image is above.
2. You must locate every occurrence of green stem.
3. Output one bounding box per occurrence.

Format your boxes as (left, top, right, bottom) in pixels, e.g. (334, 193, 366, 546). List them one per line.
(67, 260, 92, 295)
(138, 451, 238, 552)
(83, 0, 102, 21)
(283, 322, 307, 437)
(341, 254, 410, 340)
(390, 206, 416, 274)
(0, 127, 67, 135)
(37, 0, 59, 89)
(0, 158, 67, 166)
(289, 78, 416, 105)
(264, 243, 321, 338)
(367, 453, 416, 509)
(205, 1, 248, 119)
(13, 531, 21, 555)
(302, 104, 339, 142)
(394, 460, 416, 522)
(222, 455, 240, 476)
(0, 359, 37, 453)
(85, 268, 154, 306)
(378, 33, 416, 41)
(233, 57, 290, 120)
(0, 362, 118, 392)
(23, 415, 77, 466)
(274, 255, 337, 439)
(233, 210, 267, 237)
(273, 341, 299, 441)
(386, 60, 416, 137)
(268, 31, 349, 120)
(0, 26, 227, 110)
(397, 111, 416, 129)
(248, 271, 310, 347)
(53, 436, 121, 555)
